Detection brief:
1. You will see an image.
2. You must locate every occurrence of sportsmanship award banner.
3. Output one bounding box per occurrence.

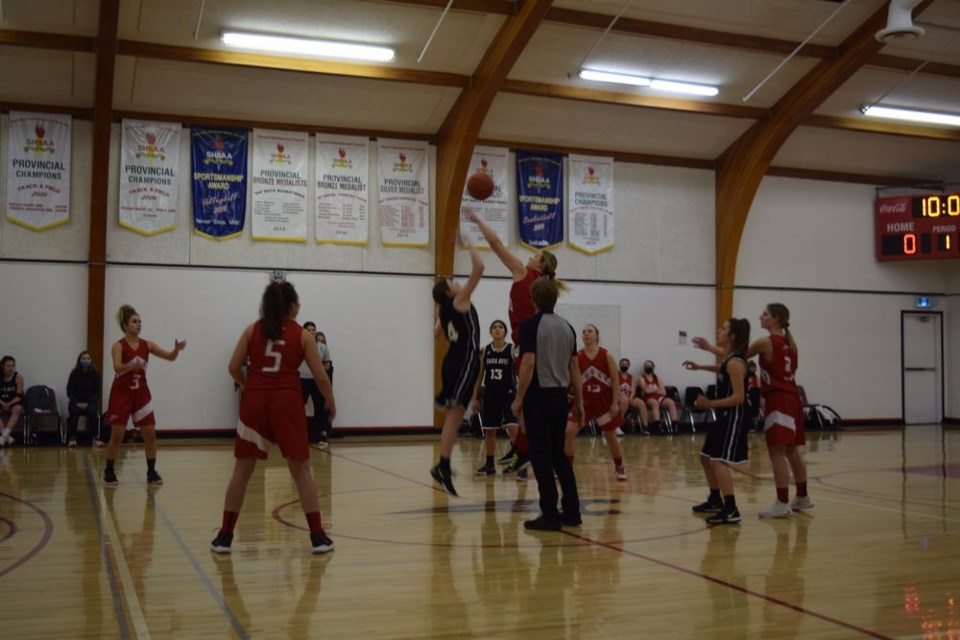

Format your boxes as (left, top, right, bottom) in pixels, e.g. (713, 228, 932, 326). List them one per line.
(459, 146, 509, 248)
(251, 128, 308, 242)
(315, 133, 369, 245)
(119, 120, 180, 236)
(516, 150, 563, 250)
(5, 111, 71, 231)
(191, 127, 247, 240)
(377, 139, 429, 247)
(568, 154, 615, 255)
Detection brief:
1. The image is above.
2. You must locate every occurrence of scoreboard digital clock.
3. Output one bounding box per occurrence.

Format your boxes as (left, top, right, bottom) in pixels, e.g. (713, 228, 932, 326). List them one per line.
(875, 193, 960, 262)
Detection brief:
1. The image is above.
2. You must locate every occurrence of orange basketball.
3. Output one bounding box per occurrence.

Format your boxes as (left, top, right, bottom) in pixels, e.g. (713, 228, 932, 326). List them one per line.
(466, 172, 495, 201)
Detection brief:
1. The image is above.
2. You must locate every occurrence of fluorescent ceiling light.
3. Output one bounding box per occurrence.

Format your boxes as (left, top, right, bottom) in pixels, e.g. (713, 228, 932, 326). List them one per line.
(221, 31, 395, 63)
(579, 68, 718, 96)
(861, 104, 960, 128)
(578, 69, 650, 87)
(650, 79, 719, 97)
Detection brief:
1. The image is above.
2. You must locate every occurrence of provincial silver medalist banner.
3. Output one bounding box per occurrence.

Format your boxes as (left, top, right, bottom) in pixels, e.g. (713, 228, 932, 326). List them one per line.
(459, 146, 509, 249)
(568, 154, 615, 255)
(377, 139, 429, 247)
(315, 133, 369, 245)
(251, 128, 309, 242)
(5, 111, 72, 231)
(119, 120, 181, 236)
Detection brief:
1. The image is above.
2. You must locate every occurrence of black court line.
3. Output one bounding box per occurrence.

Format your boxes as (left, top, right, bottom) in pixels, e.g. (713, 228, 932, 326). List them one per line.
(83, 456, 131, 640)
(129, 476, 251, 640)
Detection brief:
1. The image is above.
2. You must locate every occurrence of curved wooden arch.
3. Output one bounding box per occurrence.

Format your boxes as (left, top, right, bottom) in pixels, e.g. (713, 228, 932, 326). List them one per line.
(432, 0, 553, 426)
(713, 0, 933, 326)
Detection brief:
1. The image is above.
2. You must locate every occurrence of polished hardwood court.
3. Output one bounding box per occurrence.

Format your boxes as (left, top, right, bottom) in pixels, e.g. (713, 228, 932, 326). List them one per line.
(0, 426, 958, 639)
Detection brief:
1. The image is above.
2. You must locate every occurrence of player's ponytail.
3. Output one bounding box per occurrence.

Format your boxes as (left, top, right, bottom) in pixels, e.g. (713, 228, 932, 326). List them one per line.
(260, 281, 299, 341)
(766, 303, 797, 351)
(539, 250, 569, 293)
(727, 318, 751, 355)
(116, 304, 138, 331)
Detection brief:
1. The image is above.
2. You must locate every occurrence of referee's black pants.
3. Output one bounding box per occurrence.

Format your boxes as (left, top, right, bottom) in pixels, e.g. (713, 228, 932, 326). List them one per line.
(524, 388, 580, 519)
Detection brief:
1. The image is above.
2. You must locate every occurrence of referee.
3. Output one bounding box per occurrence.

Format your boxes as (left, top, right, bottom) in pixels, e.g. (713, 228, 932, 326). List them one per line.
(511, 278, 583, 531)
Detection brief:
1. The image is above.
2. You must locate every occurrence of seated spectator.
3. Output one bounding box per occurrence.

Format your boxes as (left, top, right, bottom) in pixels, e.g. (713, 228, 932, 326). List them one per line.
(0, 356, 24, 446)
(317, 331, 333, 382)
(301, 322, 332, 447)
(636, 360, 678, 433)
(746, 360, 762, 430)
(66, 351, 102, 448)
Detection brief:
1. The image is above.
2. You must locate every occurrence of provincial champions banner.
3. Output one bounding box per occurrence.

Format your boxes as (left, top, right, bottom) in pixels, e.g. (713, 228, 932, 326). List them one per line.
(191, 127, 248, 240)
(568, 154, 615, 255)
(516, 150, 563, 250)
(119, 120, 181, 236)
(377, 139, 429, 247)
(5, 111, 72, 231)
(459, 146, 509, 248)
(315, 133, 369, 245)
(251, 128, 308, 242)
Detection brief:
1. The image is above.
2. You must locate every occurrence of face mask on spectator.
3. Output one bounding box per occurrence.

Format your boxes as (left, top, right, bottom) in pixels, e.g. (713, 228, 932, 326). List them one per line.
(644, 366, 654, 374)
(619, 365, 629, 373)
(80, 359, 92, 368)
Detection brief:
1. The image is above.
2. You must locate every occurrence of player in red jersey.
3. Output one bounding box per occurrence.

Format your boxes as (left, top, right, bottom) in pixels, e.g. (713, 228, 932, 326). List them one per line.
(693, 303, 811, 518)
(465, 209, 565, 476)
(565, 325, 627, 481)
(211, 281, 336, 555)
(617, 358, 635, 422)
(102, 304, 185, 487)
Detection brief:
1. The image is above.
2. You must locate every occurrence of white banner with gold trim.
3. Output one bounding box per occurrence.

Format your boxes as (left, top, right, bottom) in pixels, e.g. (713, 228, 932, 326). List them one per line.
(459, 146, 509, 248)
(5, 111, 71, 231)
(119, 120, 181, 235)
(568, 154, 615, 255)
(377, 139, 429, 247)
(251, 128, 309, 242)
(315, 133, 369, 245)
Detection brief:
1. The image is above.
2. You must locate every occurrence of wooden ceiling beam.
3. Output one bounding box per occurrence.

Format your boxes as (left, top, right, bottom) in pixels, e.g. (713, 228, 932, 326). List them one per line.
(0, 28, 95, 52)
(712, 0, 935, 327)
(0, 101, 92, 119)
(373, 0, 514, 14)
(116, 40, 469, 87)
(804, 114, 960, 142)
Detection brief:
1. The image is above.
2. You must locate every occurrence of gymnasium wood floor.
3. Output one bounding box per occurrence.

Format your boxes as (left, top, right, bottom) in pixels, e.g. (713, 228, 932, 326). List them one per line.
(0, 426, 957, 639)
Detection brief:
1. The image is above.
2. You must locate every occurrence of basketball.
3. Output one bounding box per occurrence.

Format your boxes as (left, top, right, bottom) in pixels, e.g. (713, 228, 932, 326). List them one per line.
(466, 172, 495, 201)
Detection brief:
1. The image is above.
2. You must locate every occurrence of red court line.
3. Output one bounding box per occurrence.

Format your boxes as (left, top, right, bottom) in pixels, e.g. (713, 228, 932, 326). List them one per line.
(562, 530, 894, 640)
(0, 492, 54, 579)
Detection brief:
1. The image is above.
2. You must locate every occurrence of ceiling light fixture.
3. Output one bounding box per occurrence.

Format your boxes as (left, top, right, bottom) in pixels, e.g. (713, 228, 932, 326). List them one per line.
(578, 69, 650, 87)
(650, 79, 719, 97)
(220, 31, 395, 63)
(861, 104, 960, 128)
(578, 69, 718, 96)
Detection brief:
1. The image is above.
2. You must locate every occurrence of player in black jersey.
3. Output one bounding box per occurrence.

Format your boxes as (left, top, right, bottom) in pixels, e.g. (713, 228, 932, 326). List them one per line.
(471, 320, 519, 475)
(683, 318, 751, 525)
(430, 244, 484, 497)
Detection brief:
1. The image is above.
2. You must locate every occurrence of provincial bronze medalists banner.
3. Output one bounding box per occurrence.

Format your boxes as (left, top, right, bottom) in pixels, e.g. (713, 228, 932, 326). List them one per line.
(251, 128, 309, 242)
(119, 120, 181, 236)
(5, 111, 72, 231)
(315, 133, 369, 245)
(459, 146, 509, 249)
(377, 139, 429, 247)
(568, 154, 615, 255)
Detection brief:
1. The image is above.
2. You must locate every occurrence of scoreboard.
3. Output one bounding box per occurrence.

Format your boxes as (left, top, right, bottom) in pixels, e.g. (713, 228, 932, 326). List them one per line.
(875, 193, 960, 262)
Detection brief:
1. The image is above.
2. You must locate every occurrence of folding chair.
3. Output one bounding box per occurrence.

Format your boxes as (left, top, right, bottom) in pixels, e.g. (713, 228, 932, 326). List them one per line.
(22, 385, 63, 445)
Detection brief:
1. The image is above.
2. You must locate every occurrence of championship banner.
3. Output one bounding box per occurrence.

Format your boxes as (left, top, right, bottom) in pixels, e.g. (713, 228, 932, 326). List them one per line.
(251, 128, 308, 242)
(459, 146, 509, 248)
(5, 111, 71, 231)
(568, 154, 615, 255)
(119, 120, 181, 236)
(516, 150, 563, 250)
(315, 133, 369, 245)
(377, 139, 429, 247)
(191, 127, 248, 240)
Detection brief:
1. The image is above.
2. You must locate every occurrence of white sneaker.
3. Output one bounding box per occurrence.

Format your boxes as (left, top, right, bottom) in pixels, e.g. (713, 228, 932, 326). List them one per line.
(758, 500, 792, 519)
(790, 495, 814, 511)
(0, 434, 6, 446)
(614, 427, 625, 437)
